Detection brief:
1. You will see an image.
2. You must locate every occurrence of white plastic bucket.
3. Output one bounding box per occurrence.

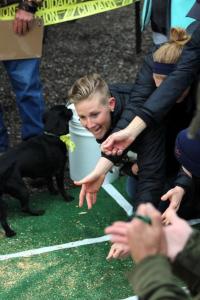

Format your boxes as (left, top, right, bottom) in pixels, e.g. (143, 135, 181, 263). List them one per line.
(68, 104, 119, 183)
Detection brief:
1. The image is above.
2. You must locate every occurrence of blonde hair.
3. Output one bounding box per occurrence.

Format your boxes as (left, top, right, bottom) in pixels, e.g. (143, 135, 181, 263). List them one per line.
(68, 73, 110, 105)
(153, 27, 191, 64)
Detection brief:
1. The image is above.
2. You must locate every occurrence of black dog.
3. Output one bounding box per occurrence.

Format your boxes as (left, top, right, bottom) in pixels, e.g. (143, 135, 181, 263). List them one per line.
(0, 105, 73, 237)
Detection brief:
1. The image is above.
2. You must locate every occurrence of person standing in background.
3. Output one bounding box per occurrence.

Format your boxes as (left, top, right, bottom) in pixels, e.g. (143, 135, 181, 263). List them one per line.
(0, 0, 45, 153)
(141, 0, 196, 44)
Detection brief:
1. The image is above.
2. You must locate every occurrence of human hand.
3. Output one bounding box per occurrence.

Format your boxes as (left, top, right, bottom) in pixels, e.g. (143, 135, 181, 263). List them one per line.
(13, 9, 34, 35)
(163, 210, 192, 261)
(105, 203, 167, 263)
(101, 128, 134, 156)
(105, 221, 130, 245)
(74, 174, 105, 209)
(126, 203, 167, 263)
(161, 186, 185, 225)
(106, 243, 130, 260)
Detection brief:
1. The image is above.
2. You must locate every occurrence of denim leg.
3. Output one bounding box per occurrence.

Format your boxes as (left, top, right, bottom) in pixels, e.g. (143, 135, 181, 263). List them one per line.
(0, 103, 9, 152)
(125, 175, 138, 203)
(3, 58, 45, 140)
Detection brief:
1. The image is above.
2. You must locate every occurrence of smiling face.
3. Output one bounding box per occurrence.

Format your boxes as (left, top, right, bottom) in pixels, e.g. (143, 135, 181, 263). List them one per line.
(75, 92, 115, 139)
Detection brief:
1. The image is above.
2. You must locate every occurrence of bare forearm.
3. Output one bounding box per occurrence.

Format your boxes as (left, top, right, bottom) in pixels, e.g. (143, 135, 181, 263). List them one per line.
(125, 116, 147, 140)
(93, 157, 113, 176)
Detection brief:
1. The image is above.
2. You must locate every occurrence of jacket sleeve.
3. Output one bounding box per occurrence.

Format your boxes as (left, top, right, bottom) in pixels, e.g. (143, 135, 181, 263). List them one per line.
(18, 0, 42, 13)
(102, 125, 166, 208)
(111, 52, 156, 133)
(133, 124, 166, 208)
(174, 168, 193, 191)
(129, 255, 190, 300)
(136, 22, 200, 126)
(172, 230, 200, 297)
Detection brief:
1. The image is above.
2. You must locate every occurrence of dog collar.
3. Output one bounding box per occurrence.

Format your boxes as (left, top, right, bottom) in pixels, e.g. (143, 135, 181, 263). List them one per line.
(44, 131, 76, 152)
(59, 134, 76, 152)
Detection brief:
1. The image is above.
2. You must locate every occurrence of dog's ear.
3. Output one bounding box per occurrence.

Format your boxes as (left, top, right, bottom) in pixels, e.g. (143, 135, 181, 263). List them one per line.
(60, 107, 73, 121)
(66, 108, 73, 120)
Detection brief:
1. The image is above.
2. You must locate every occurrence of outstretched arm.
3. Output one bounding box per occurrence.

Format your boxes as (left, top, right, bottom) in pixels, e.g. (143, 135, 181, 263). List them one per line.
(101, 116, 146, 156)
(102, 23, 200, 156)
(74, 157, 113, 209)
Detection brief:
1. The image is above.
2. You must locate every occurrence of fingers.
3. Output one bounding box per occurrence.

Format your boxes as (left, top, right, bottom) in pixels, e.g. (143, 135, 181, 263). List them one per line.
(162, 208, 178, 225)
(74, 175, 90, 186)
(161, 189, 173, 201)
(162, 212, 171, 226)
(13, 9, 34, 35)
(74, 178, 93, 187)
(79, 185, 86, 207)
(106, 244, 118, 260)
(13, 19, 30, 35)
(163, 209, 179, 224)
(106, 243, 130, 260)
(74, 180, 83, 186)
(101, 133, 124, 156)
(101, 138, 112, 152)
(103, 148, 123, 156)
(86, 192, 96, 209)
(105, 222, 129, 244)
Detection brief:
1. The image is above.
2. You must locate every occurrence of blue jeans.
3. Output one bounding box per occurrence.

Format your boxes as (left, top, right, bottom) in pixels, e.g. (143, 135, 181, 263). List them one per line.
(126, 175, 138, 201)
(0, 58, 45, 152)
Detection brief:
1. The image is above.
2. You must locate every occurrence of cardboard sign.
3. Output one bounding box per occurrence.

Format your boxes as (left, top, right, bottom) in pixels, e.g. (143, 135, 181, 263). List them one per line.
(0, 18, 44, 60)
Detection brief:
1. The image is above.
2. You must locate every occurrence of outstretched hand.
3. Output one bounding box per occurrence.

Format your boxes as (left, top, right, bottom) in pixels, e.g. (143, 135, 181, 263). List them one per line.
(101, 129, 134, 156)
(105, 203, 193, 263)
(106, 242, 130, 260)
(163, 210, 192, 261)
(161, 186, 185, 225)
(105, 203, 167, 263)
(74, 174, 105, 209)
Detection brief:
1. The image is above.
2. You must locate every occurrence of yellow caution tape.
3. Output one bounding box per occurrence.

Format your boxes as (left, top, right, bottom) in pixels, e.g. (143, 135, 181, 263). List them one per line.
(60, 133, 76, 152)
(0, 0, 135, 26)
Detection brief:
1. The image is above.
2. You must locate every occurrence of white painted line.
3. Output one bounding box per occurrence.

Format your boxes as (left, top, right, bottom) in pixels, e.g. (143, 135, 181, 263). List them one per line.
(120, 296, 138, 300)
(0, 235, 110, 261)
(102, 183, 133, 216)
(103, 184, 200, 227)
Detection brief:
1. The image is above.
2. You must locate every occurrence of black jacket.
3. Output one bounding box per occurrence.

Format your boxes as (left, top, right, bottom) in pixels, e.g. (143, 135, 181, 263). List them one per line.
(97, 83, 166, 208)
(109, 53, 195, 176)
(121, 21, 200, 128)
(151, 0, 170, 35)
(96, 49, 196, 208)
(113, 50, 196, 130)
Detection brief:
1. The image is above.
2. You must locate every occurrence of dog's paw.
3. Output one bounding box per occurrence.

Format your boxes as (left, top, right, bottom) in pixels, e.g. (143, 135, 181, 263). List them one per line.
(6, 229, 16, 238)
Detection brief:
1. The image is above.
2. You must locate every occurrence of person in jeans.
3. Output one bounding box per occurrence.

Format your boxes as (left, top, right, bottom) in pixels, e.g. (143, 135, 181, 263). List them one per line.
(0, 0, 45, 153)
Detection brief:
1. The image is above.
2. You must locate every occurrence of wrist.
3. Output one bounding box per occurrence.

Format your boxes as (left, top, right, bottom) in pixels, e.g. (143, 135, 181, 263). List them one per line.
(174, 186, 185, 196)
(18, 0, 41, 13)
(127, 116, 146, 140)
(18, 1, 37, 13)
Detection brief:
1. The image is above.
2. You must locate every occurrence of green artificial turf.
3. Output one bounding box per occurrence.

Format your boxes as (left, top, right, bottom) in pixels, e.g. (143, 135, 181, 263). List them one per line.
(0, 177, 134, 300)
